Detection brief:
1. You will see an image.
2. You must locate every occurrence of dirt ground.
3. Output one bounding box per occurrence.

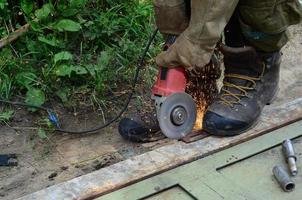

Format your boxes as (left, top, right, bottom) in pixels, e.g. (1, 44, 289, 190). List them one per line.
(0, 24, 301, 200)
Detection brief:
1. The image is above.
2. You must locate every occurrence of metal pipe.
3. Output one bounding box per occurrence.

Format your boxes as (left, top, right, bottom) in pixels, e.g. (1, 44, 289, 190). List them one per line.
(273, 166, 295, 192)
(282, 139, 298, 176)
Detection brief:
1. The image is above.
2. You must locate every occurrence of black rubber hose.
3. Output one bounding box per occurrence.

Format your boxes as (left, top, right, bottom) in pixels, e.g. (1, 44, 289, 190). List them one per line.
(0, 29, 159, 134)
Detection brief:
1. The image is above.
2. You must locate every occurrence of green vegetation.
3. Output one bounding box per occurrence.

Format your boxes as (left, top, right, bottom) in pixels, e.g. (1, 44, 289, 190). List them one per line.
(0, 0, 161, 107)
(0, 109, 14, 123)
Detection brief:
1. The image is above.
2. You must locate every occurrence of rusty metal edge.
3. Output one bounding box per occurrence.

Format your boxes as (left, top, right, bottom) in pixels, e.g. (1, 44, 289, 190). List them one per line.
(18, 98, 302, 200)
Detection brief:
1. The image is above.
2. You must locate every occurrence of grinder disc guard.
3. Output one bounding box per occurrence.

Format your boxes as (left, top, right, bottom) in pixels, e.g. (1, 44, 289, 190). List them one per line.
(158, 93, 197, 139)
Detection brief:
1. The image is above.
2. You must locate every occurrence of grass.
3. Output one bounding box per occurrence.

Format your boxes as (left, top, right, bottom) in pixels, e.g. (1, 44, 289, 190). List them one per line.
(0, 0, 162, 108)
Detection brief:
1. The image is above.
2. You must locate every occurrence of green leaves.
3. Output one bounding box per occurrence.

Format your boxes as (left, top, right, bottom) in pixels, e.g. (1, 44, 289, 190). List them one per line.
(73, 65, 87, 75)
(70, 0, 87, 8)
(55, 88, 70, 103)
(0, 73, 12, 99)
(1, 0, 157, 110)
(54, 51, 73, 77)
(98, 50, 112, 68)
(25, 88, 46, 107)
(21, 0, 33, 15)
(16, 72, 38, 89)
(0, 110, 14, 123)
(38, 128, 47, 140)
(53, 51, 88, 77)
(53, 19, 81, 32)
(38, 36, 64, 48)
(54, 51, 73, 64)
(55, 65, 88, 77)
(0, 0, 8, 10)
(55, 65, 73, 77)
(35, 3, 54, 20)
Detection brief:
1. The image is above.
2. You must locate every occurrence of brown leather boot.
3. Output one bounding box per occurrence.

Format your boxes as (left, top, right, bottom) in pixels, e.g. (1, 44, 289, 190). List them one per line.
(203, 45, 281, 136)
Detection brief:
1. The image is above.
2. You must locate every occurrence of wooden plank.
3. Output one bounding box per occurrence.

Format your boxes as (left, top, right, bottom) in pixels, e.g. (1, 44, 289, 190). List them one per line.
(18, 98, 302, 200)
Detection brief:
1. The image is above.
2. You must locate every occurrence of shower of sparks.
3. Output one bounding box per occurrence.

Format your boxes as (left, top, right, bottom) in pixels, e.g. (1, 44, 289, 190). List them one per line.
(194, 103, 206, 130)
(186, 54, 222, 131)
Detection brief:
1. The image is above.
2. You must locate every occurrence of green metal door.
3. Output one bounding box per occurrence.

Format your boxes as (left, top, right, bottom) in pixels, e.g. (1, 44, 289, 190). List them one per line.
(98, 120, 302, 200)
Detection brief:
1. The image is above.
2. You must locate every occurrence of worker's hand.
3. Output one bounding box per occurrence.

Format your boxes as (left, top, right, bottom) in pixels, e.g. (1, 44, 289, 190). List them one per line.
(155, 34, 213, 71)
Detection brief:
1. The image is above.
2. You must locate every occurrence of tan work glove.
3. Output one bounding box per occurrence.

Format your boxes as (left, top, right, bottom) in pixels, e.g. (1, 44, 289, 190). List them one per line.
(156, 0, 239, 71)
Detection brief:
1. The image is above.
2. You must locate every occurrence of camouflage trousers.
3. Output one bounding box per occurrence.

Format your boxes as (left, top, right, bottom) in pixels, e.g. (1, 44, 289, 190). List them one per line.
(236, 0, 302, 51)
(154, 0, 302, 52)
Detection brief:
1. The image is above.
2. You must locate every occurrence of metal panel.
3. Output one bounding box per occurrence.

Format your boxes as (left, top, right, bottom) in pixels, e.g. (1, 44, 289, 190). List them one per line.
(218, 139, 302, 200)
(142, 185, 195, 200)
(98, 120, 302, 200)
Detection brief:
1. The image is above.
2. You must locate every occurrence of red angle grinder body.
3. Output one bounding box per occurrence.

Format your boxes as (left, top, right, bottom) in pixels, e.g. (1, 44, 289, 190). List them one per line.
(152, 37, 197, 139)
(152, 67, 187, 97)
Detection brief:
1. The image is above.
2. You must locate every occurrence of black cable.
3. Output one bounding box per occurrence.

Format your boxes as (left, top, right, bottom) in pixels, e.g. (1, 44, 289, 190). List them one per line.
(0, 29, 159, 134)
(0, 99, 53, 113)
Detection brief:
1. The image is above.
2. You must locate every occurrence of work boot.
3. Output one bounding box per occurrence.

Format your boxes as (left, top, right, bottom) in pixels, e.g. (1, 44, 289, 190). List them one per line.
(118, 113, 164, 143)
(203, 45, 281, 136)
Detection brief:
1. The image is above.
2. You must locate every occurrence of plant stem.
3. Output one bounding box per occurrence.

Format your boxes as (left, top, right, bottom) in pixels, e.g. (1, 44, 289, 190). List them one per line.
(0, 23, 30, 49)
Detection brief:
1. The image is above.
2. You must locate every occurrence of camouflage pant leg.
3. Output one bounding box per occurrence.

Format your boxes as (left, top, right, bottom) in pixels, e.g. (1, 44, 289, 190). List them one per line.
(238, 0, 302, 52)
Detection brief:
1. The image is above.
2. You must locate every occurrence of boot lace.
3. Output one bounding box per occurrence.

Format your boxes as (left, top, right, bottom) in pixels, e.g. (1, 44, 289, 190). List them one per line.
(219, 63, 265, 106)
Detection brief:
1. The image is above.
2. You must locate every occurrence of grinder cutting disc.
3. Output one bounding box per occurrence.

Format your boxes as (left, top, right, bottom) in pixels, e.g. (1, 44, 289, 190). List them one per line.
(158, 93, 197, 139)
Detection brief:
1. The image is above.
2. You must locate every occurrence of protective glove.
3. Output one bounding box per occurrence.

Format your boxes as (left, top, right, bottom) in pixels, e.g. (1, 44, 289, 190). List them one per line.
(156, 0, 239, 71)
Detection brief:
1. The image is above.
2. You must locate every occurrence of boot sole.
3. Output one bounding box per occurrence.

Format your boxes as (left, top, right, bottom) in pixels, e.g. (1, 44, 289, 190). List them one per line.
(206, 117, 260, 137)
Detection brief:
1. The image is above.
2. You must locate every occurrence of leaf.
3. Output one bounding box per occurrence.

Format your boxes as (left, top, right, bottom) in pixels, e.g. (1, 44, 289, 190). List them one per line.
(73, 65, 87, 75)
(85, 64, 97, 76)
(0, 0, 8, 9)
(0, 73, 12, 99)
(38, 36, 64, 48)
(25, 88, 46, 108)
(55, 65, 72, 77)
(61, 9, 79, 17)
(38, 128, 47, 140)
(21, 0, 33, 15)
(0, 110, 14, 123)
(55, 88, 70, 103)
(53, 19, 81, 32)
(70, 0, 87, 8)
(35, 3, 54, 20)
(28, 20, 43, 32)
(55, 65, 88, 77)
(0, 48, 13, 64)
(16, 72, 37, 89)
(54, 51, 73, 64)
(98, 50, 112, 70)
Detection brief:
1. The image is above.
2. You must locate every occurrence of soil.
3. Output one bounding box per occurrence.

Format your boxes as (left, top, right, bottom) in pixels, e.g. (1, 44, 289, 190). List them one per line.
(0, 24, 301, 200)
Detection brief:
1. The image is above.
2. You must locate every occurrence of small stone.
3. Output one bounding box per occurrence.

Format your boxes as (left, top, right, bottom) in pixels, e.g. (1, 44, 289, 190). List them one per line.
(60, 166, 69, 171)
(48, 172, 58, 180)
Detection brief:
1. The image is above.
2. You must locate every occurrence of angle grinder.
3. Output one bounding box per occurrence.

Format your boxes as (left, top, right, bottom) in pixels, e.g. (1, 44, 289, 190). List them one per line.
(152, 36, 197, 139)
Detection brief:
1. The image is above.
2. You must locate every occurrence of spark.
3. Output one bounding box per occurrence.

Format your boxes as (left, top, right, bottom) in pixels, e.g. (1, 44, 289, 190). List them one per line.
(186, 55, 222, 131)
(194, 103, 206, 130)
